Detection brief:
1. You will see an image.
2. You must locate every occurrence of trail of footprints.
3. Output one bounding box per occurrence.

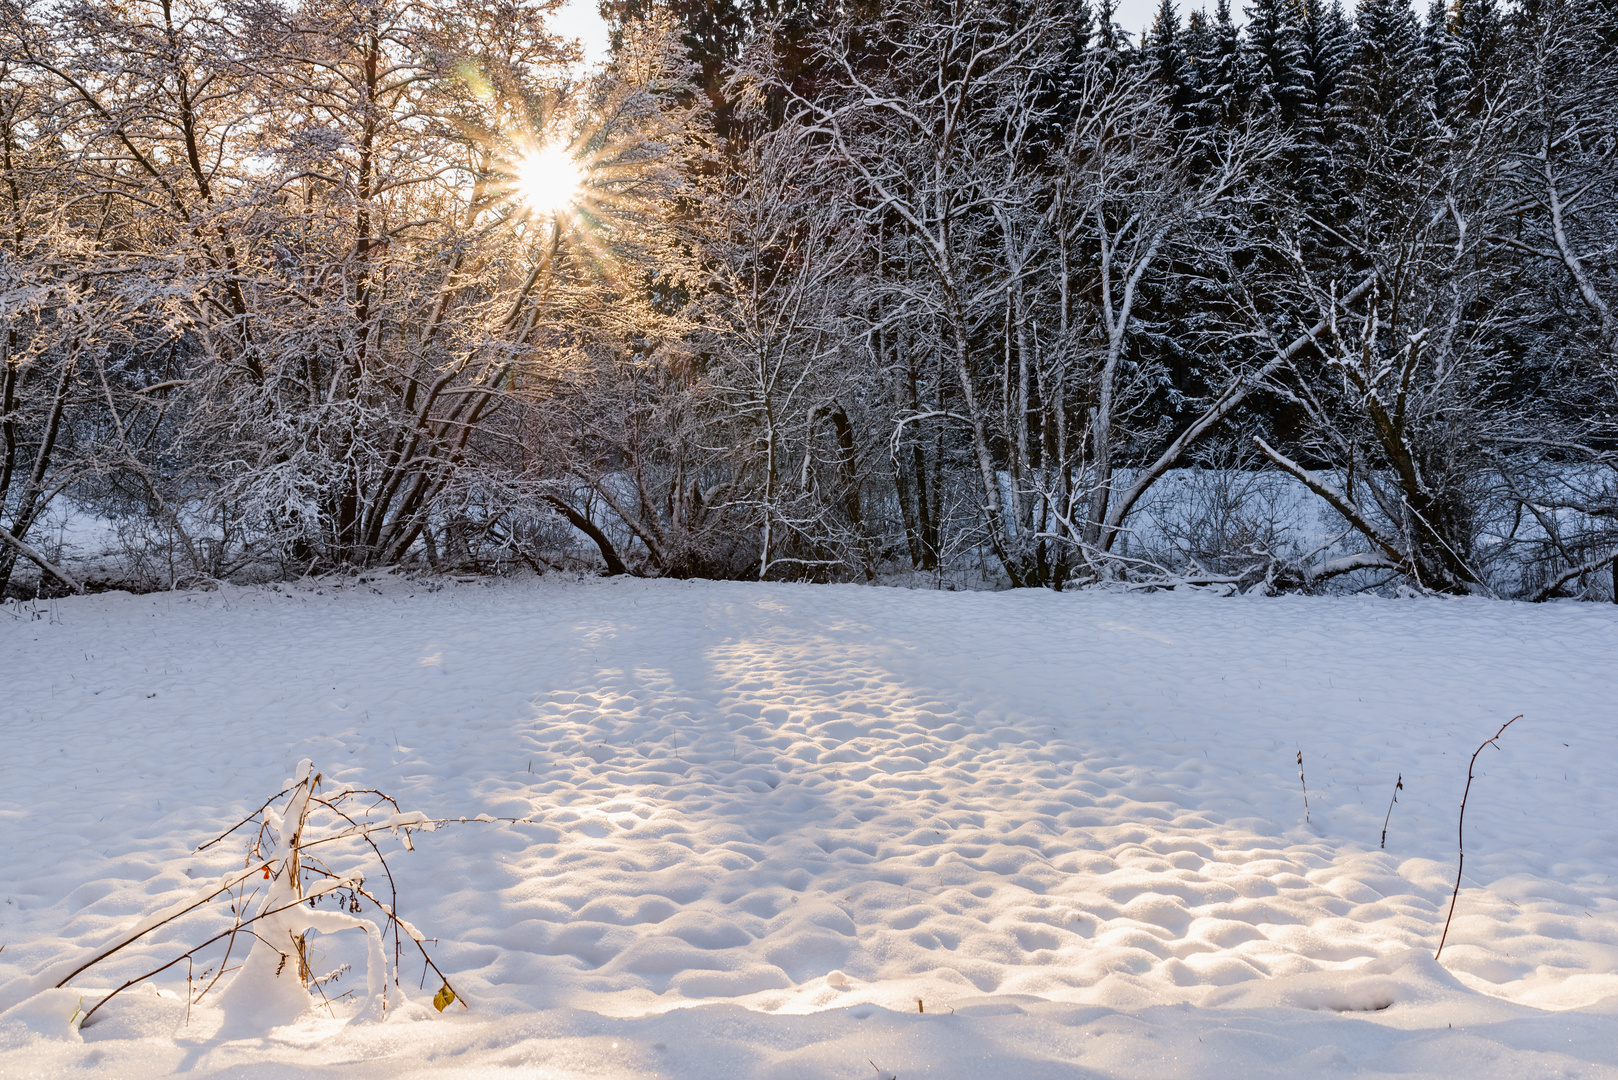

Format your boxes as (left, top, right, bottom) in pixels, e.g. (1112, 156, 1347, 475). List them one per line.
(449, 640, 1475, 1010)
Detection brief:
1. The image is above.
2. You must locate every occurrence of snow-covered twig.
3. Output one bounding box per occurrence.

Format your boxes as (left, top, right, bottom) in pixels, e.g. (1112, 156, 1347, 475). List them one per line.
(38, 761, 470, 1031)
(77, 877, 358, 1028)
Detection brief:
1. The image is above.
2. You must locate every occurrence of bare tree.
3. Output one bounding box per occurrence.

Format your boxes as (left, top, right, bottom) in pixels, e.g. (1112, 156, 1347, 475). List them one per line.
(1249, 90, 1521, 592)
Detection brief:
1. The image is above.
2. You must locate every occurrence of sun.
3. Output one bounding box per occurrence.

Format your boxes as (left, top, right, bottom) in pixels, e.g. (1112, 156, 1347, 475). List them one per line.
(514, 145, 582, 215)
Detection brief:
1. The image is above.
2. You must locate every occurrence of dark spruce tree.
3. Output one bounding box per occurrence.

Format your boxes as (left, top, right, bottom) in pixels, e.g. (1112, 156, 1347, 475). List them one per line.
(1193, 0, 1244, 127)
(1295, 0, 1354, 219)
(1241, 0, 1316, 130)
(1144, 0, 1198, 122)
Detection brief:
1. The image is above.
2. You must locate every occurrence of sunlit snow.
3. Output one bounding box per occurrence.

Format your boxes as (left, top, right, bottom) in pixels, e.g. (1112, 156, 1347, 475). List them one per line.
(3, 579, 1617, 1077)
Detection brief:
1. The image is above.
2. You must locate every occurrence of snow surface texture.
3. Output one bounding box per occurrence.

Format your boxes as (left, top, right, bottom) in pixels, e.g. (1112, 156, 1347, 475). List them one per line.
(2, 579, 1618, 1077)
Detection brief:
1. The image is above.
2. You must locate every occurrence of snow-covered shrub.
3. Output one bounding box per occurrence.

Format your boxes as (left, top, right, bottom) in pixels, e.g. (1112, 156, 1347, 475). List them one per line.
(15, 761, 461, 1036)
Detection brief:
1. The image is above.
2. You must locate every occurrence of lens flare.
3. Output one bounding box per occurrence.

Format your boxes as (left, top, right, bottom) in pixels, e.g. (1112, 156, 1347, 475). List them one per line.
(514, 145, 582, 215)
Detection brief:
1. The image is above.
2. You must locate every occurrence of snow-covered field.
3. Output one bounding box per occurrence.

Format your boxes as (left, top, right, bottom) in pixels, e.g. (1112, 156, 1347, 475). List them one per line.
(3, 578, 1618, 1078)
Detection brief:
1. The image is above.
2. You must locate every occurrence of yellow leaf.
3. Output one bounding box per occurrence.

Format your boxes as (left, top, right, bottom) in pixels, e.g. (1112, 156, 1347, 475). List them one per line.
(433, 984, 455, 1012)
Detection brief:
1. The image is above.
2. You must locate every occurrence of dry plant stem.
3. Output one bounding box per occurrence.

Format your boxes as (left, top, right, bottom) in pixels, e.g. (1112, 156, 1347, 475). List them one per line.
(51, 863, 270, 989)
(311, 794, 406, 976)
(253, 811, 462, 1007)
(1381, 774, 1403, 850)
(355, 884, 467, 1010)
(195, 787, 297, 853)
(64, 770, 484, 1024)
(191, 871, 271, 1005)
(78, 884, 353, 1027)
(1297, 750, 1310, 823)
(1435, 715, 1523, 962)
(191, 906, 244, 1005)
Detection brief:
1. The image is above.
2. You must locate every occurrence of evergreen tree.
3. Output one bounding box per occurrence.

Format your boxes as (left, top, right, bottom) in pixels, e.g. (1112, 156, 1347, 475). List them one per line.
(1424, 0, 1469, 119)
(1183, 4, 1215, 67)
(599, 0, 830, 143)
(1332, 0, 1434, 174)
(1048, 0, 1099, 128)
(1452, 0, 1507, 111)
(1067, 0, 1098, 48)
(1144, 0, 1197, 120)
(1242, 0, 1316, 129)
(1095, 0, 1134, 54)
(1295, 0, 1354, 209)
(1194, 0, 1244, 126)
(1300, 0, 1354, 121)
(1180, 5, 1217, 123)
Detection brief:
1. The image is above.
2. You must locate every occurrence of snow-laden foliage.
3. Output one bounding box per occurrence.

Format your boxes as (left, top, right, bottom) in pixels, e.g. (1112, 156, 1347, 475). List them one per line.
(1, 0, 1613, 597)
(2, 759, 461, 1037)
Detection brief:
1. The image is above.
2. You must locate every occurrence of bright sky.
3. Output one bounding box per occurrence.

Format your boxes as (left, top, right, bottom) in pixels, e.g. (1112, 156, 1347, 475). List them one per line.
(1113, 0, 1175, 39)
(547, 0, 1182, 68)
(551, 0, 612, 67)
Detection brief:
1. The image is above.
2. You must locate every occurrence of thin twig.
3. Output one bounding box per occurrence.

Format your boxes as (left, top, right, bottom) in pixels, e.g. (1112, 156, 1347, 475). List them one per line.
(1380, 774, 1403, 850)
(355, 884, 467, 1010)
(312, 795, 406, 980)
(79, 884, 354, 1027)
(195, 787, 296, 852)
(52, 864, 269, 989)
(192, 884, 251, 1005)
(1435, 715, 1522, 961)
(1297, 750, 1310, 823)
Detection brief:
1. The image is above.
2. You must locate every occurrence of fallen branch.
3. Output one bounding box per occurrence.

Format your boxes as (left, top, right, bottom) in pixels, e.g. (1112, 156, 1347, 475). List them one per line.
(1100, 272, 1382, 542)
(1252, 437, 1407, 568)
(1529, 550, 1617, 602)
(0, 522, 84, 594)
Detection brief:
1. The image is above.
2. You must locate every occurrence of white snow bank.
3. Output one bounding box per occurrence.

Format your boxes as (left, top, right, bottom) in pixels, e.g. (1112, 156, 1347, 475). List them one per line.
(2, 578, 1618, 1077)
